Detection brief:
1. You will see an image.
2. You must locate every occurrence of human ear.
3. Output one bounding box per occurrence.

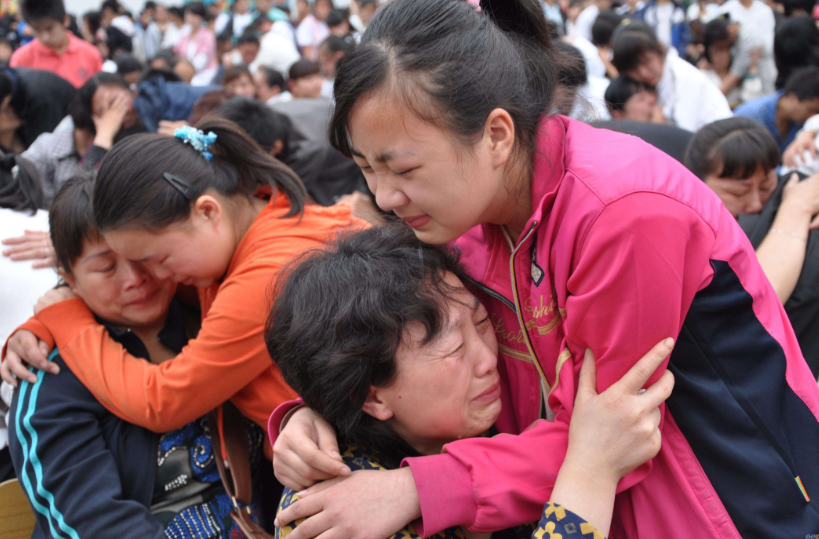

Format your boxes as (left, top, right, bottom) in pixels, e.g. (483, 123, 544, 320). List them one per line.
(361, 386, 394, 421)
(484, 108, 516, 170)
(60, 268, 79, 294)
(192, 195, 223, 229)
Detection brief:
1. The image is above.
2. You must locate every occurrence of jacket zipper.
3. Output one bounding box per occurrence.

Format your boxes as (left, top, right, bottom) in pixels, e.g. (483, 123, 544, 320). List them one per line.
(509, 221, 551, 394)
(464, 269, 546, 419)
(463, 276, 517, 312)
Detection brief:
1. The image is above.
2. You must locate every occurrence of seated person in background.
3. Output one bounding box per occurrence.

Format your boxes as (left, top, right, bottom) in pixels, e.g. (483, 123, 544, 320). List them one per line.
(552, 41, 610, 122)
(114, 52, 144, 88)
(254, 66, 289, 105)
(219, 96, 375, 214)
(287, 59, 324, 100)
(23, 72, 144, 202)
(247, 14, 300, 78)
(268, 93, 370, 206)
(317, 34, 352, 99)
(12, 0, 103, 88)
(8, 174, 270, 539)
(221, 65, 256, 98)
(685, 116, 819, 377)
(773, 15, 819, 91)
(611, 21, 732, 132)
(735, 66, 819, 153)
(604, 74, 659, 122)
(699, 18, 764, 109)
(266, 225, 675, 538)
(0, 67, 75, 150)
(710, 15, 776, 100)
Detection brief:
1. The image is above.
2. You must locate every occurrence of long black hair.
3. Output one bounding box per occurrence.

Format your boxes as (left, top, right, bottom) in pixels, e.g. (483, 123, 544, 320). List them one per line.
(0, 150, 46, 215)
(266, 224, 469, 468)
(684, 117, 780, 181)
(93, 116, 307, 231)
(329, 0, 559, 169)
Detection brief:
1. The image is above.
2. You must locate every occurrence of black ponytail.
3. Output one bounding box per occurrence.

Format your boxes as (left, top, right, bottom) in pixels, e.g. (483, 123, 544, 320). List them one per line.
(93, 116, 307, 231)
(0, 150, 46, 215)
(330, 0, 558, 165)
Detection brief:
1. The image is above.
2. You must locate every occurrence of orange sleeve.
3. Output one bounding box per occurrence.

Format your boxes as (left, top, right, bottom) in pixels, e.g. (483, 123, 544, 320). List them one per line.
(36, 258, 290, 433)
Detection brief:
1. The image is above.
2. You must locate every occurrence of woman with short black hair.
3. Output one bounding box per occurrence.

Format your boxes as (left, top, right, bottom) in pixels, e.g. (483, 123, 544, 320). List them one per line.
(686, 116, 819, 375)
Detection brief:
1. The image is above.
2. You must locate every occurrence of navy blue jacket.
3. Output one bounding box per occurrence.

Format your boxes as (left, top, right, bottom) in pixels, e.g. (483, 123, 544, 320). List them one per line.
(134, 77, 219, 133)
(8, 303, 188, 539)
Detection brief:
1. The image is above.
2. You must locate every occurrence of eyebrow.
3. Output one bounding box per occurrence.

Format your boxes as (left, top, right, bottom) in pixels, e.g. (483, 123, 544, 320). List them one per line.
(83, 249, 113, 263)
(350, 147, 415, 163)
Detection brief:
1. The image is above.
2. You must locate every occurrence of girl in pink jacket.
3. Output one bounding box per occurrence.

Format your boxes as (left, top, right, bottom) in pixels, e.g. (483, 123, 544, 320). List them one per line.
(271, 0, 819, 538)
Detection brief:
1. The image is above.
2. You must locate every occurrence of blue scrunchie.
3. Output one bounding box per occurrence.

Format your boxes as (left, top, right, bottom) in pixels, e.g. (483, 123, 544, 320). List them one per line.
(174, 126, 218, 161)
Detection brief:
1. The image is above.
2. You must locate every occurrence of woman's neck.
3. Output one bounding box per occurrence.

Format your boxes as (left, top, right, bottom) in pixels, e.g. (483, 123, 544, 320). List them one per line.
(232, 195, 268, 247)
(131, 324, 176, 365)
(495, 162, 533, 243)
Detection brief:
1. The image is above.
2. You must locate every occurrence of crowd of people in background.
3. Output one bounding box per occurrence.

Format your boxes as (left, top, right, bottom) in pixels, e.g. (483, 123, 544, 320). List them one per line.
(0, 0, 819, 537)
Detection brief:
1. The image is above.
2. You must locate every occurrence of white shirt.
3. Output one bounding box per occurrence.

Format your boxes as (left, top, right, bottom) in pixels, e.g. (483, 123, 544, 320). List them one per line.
(296, 14, 330, 59)
(658, 52, 733, 131)
(0, 209, 57, 349)
(251, 29, 301, 77)
(0, 209, 57, 451)
(654, 2, 675, 48)
(267, 91, 293, 105)
(720, 0, 776, 51)
(565, 35, 608, 80)
(571, 4, 599, 41)
(571, 75, 612, 122)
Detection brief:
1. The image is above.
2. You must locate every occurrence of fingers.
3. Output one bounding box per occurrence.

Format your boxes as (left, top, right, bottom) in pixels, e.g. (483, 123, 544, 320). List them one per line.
(614, 338, 674, 395)
(299, 443, 351, 478)
(281, 449, 338, 482)
(9, 332, 56, 375)
(1, 231, 48, 246)
(4, 248, 49, 261)
(315, 421, 348, 476)
(298, 477, 346, 500)
(640, 370, 675, 409)
(576, 348, 598, 399)
(274, 493, 326, 530)
(32, 257, 57, 269)
(3, 350, 37, 384)
(275, 468, 314, 493)
(0, 358, 17, 386)
(810, 213, 819, 230)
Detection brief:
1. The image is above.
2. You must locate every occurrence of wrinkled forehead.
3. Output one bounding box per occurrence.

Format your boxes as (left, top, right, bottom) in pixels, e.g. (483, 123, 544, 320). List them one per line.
(401, 274, 482, 351)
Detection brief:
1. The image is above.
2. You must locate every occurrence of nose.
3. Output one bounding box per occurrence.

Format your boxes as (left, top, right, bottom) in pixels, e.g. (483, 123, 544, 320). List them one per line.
(373, 176, 410, 213)
(472, 338, 498, 379)
(746, 189, 764, 214)
(123, 261, 149, 289)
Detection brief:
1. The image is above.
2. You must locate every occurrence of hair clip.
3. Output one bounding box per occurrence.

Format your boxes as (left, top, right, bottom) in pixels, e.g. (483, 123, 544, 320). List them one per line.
(163, 172, 194, 200)
(465, 0, 481, 11)
(174, 125, 218, 161)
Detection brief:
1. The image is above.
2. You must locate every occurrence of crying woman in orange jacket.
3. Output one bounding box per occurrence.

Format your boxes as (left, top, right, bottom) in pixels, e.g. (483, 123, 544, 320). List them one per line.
(2, 118, 362, 456)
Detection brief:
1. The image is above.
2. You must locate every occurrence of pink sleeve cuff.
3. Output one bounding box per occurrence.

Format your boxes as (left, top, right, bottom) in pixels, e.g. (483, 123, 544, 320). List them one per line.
(267, 398, 305, 448)
(401, 453, 477, 537)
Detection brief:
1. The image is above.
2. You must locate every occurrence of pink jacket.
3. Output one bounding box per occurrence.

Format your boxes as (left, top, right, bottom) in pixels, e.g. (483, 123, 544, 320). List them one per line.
(271, 117, 819, 538)
(174, 26, 217, 72)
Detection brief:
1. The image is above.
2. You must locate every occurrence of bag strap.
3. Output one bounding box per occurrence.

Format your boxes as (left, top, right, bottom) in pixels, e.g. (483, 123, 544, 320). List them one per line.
(208, 403, 275, 539)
